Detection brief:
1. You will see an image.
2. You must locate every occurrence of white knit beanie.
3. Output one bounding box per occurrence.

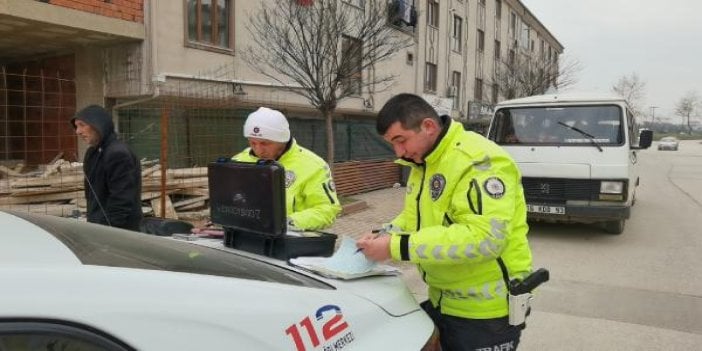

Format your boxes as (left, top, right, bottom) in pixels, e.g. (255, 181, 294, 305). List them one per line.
(243, 107, 291, 143)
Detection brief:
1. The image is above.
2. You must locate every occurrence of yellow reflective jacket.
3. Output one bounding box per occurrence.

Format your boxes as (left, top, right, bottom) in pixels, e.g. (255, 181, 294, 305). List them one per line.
(389, 119, 533, 319)
(232, 139, 341, 230)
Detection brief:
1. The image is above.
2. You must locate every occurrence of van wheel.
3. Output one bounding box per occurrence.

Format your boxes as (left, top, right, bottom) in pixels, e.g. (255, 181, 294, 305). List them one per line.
(603, 220, 625, 235)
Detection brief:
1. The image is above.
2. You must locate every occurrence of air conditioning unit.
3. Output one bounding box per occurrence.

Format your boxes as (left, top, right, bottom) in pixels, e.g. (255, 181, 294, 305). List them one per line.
(447, 85, 458, 97)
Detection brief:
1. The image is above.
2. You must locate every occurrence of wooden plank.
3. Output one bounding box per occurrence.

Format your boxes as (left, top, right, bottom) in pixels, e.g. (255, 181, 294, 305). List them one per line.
(10, 174, 84, 188)
(0, 165, 41, 178)
(177, 201, 207, 211)
(40, 156, 67, 177)
(0, 190, 84, 205)
(173, 195, 209, 209)
(175, 187, 209, 196)
(142, 177, 209, 189)
(151, 196, 179, 219)
(141, 164, 161, 178)
(167, 167, 208, 178)
(0, 203, 77, 217)
(10, 186, 82, 197)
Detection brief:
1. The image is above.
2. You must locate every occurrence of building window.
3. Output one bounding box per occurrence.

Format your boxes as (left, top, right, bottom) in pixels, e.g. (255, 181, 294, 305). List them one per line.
(427, 0, 439, 27)
(388, 0, 417, 29)
(187, 0, 231, 49)
(425, 62, 437, 92)
(521, 24, 531, 50)
(452, 15, 463, 52)
(492, 83, 499, 103)
(510, 12, 516, 38)
(477, 29, 485, 52)
(495, 0, 502, 19)
(474, 78, 483, 101)
(451, 71, 461, 107)
(341, 35, 363, 95)
(494, 40, 501, 60)
(540, 39, 545, 58)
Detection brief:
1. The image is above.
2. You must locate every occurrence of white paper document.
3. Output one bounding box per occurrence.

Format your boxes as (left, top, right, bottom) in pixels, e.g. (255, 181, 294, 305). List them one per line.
(288, 237, 400, 280)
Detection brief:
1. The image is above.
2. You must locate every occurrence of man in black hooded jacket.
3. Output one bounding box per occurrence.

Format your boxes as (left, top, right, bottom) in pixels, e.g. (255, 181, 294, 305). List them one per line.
(71, 105, 142, 231)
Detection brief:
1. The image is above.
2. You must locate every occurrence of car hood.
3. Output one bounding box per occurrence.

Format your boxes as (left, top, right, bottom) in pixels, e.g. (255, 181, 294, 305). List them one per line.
(191, 239, 421, 317)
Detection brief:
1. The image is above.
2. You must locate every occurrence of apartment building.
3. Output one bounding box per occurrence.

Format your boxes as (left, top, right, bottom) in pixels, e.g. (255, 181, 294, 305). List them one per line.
(0, 0, 561, 168)
(407, 0, 564, 123)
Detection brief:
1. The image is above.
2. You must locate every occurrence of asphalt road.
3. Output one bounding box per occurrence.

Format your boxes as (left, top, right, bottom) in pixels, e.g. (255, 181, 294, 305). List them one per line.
(333, 139, 702, 350)
(520, 139, 702, 350)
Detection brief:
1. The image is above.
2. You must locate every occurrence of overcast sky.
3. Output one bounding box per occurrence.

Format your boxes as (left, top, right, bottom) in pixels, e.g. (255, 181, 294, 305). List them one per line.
(522, 0, 702, 120)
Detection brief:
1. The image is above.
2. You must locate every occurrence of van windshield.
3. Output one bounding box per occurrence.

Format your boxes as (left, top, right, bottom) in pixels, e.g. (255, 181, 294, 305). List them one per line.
(489, 105, 624, 146)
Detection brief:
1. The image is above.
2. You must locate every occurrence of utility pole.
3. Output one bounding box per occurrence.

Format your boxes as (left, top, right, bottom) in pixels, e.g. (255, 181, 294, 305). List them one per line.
(649, 106, 659, 125)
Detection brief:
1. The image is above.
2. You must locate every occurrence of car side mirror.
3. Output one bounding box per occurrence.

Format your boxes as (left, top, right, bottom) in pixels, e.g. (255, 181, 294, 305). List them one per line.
(636, 129, 653, 149)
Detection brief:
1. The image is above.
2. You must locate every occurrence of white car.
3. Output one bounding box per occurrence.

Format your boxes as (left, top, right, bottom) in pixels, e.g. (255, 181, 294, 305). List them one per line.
(657, 136, 679, 151)
(0, 211, 438, 351)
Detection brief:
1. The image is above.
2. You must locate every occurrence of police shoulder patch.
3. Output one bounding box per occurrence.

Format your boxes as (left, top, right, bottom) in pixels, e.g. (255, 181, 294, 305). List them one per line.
(483, 177, 506, 199)
(429, 174, 446, 201)
(285, 171, 296, 188)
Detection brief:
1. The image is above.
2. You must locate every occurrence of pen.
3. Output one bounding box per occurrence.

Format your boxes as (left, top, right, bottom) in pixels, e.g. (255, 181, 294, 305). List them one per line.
(355, 229, 383, 254)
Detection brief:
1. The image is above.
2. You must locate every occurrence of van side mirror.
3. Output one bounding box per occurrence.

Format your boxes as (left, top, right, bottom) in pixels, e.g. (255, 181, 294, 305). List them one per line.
(636, 129, 653, 149)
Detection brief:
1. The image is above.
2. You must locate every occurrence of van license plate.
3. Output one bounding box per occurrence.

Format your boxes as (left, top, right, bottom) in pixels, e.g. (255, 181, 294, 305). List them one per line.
(527, 204, 565, 215)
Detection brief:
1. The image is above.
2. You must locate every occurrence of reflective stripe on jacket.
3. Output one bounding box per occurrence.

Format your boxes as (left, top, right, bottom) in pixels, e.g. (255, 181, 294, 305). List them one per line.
(232, 139, 341, 230)
(389, 119, 533, 319)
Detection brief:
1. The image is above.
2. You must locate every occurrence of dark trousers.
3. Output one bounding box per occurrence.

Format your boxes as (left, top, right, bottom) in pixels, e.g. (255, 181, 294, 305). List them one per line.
(420, 300, 521, 351)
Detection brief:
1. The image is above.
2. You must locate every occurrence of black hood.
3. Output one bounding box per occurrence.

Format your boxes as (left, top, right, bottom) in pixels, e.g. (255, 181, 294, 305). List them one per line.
(71, 105, 115, 145)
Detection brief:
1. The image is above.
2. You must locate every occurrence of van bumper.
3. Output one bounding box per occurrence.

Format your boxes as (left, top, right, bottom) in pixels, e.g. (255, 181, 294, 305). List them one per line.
(527, 203, 630, 223)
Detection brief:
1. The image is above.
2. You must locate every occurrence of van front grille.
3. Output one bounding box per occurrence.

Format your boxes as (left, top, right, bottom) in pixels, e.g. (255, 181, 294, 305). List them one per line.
(521, 177, 601, 203)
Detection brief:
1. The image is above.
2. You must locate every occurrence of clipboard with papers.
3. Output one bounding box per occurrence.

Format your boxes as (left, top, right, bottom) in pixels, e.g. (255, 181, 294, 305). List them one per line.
(288, 237, 400, 280)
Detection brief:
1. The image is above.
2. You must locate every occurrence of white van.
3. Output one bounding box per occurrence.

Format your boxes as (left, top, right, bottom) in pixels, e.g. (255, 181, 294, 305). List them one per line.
(487, 93, 653, 234)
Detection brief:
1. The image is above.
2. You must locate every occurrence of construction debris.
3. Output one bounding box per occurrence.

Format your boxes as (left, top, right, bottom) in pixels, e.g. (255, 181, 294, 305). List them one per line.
(0, 158, 210, 221)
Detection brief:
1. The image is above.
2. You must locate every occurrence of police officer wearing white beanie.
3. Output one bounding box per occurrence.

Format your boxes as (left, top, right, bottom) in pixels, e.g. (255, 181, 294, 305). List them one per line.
(232, 107, 342, 230)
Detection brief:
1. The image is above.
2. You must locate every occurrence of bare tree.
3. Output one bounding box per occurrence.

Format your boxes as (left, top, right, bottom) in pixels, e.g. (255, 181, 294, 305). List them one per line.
(491, 52, 581, 100)
(612, 73, 646, 116)
(241, 0, 412, 165)
(674, 90, 700, 135)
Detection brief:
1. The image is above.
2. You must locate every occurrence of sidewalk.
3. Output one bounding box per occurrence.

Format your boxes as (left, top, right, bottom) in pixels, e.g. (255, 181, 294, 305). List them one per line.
(327, 186, 428, 301)
(327, 186, 406, 239)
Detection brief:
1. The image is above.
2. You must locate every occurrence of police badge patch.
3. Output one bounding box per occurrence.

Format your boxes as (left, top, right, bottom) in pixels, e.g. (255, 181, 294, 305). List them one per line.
(429, 174, 446, 201)
(483, 177, 506, 199)
(285, 171, 296, 188)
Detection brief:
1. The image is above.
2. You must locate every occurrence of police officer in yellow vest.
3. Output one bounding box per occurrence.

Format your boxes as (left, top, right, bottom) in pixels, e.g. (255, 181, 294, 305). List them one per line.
(232, 107, 341, 231)
(357, 94, 533, 350)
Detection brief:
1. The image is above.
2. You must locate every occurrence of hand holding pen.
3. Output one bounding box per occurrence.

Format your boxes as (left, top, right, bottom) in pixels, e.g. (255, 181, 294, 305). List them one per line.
(355, 229, 391, 261)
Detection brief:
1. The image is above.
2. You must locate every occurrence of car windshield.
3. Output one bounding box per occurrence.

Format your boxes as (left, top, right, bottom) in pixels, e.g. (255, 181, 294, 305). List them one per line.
(489, 105, 625, 146)
(10, 211, 330, 289)
(661, 137, 677, 142)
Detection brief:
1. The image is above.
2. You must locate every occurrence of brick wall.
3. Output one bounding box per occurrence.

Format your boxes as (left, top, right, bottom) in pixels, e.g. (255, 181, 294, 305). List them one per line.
(333, 160, 401, 196)
(45, 0, 144, 23)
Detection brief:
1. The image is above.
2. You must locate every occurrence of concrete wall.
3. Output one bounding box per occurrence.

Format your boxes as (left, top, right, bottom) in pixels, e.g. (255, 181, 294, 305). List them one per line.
(43, 0, 144, 23)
